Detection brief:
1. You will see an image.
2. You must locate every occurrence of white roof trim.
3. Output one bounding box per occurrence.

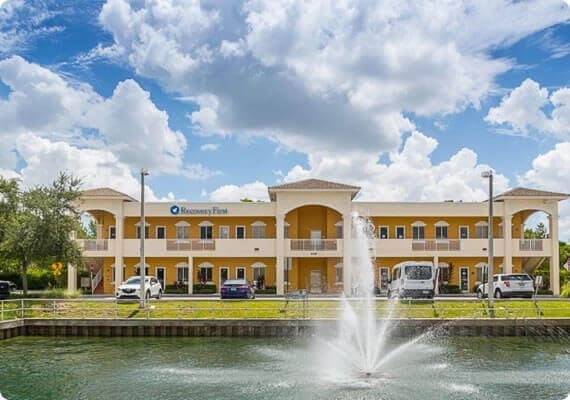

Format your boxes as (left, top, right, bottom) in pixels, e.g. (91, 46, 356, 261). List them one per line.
(175, 221, 190, 227)
(475, 221, 488, 227)
(251, 221, 266, 227)
(198, 220, 213, 227)
(198, 262, 214, 269)
(175, 262, 188, 268)
(434, 220, 449, 227)
(251, 262, 266, 268)
(411, 221, 426, 227)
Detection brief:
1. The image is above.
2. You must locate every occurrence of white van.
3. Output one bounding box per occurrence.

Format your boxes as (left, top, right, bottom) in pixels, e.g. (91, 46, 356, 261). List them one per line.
(387, 261, 435, 299)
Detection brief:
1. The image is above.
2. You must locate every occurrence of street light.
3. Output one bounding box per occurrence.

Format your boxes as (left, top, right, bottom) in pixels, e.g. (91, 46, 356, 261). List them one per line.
(481, 170, 494, 316)
(139, 168, 149, 309)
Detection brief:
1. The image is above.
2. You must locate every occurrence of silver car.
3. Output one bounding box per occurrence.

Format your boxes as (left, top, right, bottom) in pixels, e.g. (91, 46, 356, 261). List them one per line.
(477, 274, 534, 299)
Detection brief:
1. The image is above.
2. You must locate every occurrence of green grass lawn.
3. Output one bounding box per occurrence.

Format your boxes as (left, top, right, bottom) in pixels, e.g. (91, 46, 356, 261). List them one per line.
(1, 299, 569, 321)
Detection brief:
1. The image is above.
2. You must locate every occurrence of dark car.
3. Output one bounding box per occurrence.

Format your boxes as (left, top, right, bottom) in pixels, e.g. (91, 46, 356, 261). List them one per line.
(220, 279, 255, 299)
(0, 280, 11, 300)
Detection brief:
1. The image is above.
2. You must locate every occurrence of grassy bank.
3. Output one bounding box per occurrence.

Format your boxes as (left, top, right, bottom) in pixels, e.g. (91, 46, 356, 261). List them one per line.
(1, 299, 569, 321)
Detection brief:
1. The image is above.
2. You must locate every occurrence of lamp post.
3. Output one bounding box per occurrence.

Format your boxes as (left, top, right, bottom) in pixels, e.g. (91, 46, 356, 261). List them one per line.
(481, 170, 494, 316)
(139, 168, 149, 309)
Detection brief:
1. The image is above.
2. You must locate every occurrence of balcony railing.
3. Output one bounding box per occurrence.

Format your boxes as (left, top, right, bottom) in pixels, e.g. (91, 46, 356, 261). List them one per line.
(411, 240, 460, 251)
(290, 239, 337, 251)
(81, 239, 108, 251)
(166, 239, 215, 251)
(519, 239, 543, 251)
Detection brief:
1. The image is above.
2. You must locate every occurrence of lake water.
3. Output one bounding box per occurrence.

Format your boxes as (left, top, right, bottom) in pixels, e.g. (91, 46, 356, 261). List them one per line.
(0, 336, 569, 400)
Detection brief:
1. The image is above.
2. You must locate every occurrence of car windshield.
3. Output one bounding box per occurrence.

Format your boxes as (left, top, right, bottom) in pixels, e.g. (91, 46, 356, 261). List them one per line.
(503, 274, 531, 281)
(224, 280, 247, 287)
(125, 278, 141, 285)
(404, 265, 432, 280)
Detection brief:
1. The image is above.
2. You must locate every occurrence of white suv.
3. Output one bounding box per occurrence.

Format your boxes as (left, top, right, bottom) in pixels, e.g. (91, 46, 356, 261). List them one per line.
(116, 276, 163, 299)
(477, 274, 534, 299)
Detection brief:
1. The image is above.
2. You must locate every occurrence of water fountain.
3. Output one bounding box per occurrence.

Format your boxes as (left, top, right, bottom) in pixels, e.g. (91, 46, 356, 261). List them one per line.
(317, 213, 436, 382)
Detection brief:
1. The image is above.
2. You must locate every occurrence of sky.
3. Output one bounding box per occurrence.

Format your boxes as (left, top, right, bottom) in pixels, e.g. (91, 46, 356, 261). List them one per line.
(0, 0, 570, 240)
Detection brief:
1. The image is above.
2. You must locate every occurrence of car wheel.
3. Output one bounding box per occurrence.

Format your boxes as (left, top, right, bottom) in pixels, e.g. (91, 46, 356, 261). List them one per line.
(157, 290, 162, 300)
(494, 289, 502, 299)
(477, 290, 483, 299)
(386, 290, 391, 299)
(145, 291, 151, 300)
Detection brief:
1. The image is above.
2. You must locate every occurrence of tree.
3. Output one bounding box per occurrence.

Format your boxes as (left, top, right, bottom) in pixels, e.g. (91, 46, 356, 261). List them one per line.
(0, 173, 84, 295)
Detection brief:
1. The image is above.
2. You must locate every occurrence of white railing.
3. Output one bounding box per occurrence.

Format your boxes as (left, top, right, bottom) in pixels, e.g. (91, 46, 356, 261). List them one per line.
(411, 240, 461, 251)
(81, 239, 108, 251)
(290, 239, 337, 251)
(166, 239, 215, 251)
(519, 239, 544, 251)
(91, 268, 102, 293)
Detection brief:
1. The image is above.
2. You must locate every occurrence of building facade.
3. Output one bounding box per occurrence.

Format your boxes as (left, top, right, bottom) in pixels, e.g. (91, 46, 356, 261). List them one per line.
(69, 179, 568, 296)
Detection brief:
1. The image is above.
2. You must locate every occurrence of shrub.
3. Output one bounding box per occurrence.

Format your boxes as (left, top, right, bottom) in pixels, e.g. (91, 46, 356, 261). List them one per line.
(192, 284, 217, 294)
(537, 289, 553, 295)
(0, 269, 57, 290)
(10, 289, 82, 299)
(165, 285, 188, 294)
(255, 286, 277, 295)
(442, 285, 461, 294)
(561, 284, 570, 298)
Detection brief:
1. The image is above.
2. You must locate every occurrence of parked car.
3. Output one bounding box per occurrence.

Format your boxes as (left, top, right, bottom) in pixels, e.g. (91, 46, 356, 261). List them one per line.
(220, 279, 255, 299)
(0, 280, 10, 300)
(476, 273, 534, 299)
(387, 261, 435, 299)
(116, 276, 162, 299)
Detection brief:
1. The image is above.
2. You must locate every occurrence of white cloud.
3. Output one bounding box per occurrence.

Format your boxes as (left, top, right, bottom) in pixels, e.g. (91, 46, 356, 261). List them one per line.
(182, 164, 221, 180)
(97, 0, 570, 156)
(485, 78, 570, 138)
(209, 181, 269, 202)
(519, 142, 570, 241)
(283, 131, 510, 202)
(200, 143, 220, 152)
(0, 56, 189, 175)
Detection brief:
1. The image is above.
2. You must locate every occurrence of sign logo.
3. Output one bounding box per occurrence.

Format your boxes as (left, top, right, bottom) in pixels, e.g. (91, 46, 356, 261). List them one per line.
(169, 205, 228, 215)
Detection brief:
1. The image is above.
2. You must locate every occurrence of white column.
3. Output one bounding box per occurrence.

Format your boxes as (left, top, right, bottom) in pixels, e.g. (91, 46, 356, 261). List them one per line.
(67, 263, 77, 291)
(433, 255, 439, 295)
(188, 256, 194, 295)
(503, 214, 513, 274)
(549, 212, 560, 295)
(114, 212, 124, 289)
(276, 214, 285, 295)
(342, 213, 352, 295)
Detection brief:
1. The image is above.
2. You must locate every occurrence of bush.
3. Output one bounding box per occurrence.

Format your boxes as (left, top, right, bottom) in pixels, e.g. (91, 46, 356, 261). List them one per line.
(255, 286, 277, 295)
(192, 284, 217, 294)
(0, 269, 57, 290)
(165, 285, 188, 294)
(537, 289, 553, 295)
(10, 289, 82, 299)
(561, 284, 570, 298)
(441, 285, 461, 294)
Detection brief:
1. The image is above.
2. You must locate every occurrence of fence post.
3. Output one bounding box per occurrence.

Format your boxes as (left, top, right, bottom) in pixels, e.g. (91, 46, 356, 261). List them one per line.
(1, 300, 3, 321)
(53, 300, 56, 318)
(20, 299, 24, 319)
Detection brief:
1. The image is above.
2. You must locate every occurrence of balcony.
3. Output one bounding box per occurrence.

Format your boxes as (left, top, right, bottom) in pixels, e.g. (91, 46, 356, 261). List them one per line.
(77, 239, 114, 256)
(411, 240, 460, 251)
(166, 239, 215, 251)
(290, 239, 338, 251)
(518, 239, 544, 251)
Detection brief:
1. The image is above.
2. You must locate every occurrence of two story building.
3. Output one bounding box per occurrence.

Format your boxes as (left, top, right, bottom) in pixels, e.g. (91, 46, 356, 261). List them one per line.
(68, 179, 568, 296)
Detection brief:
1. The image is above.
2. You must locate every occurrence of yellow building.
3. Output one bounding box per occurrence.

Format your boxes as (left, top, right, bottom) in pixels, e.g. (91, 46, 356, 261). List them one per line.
(69, 179, 568, 295)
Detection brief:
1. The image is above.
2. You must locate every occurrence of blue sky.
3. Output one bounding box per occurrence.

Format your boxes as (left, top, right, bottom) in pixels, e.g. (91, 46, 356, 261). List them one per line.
(1, 0, 570, 239)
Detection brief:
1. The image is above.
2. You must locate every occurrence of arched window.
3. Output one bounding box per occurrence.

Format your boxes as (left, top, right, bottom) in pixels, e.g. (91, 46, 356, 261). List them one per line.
(175, 221, 190, 239)
(411, 221, 426, 240)
(198, 262, 213, 283)
(134, 262, 150, 276)
(175, 262, 189, 283)
(251, 262, 266, 287)
(134, 221, 150, 239)
(475, 262, 487, 283)
(335, 262, 343, 283)
(251, 221, 267, 239)
(434, 221, 449, 240)
(475, 221, 488, 239)
(199, 221, 213, 240)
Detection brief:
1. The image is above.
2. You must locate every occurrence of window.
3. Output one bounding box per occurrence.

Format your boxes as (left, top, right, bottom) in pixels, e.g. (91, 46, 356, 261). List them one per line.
(236, 226, 246, 239)
(435, 226, 448, 240)
(110, 266, 115, 283)
(475, 222, 489, 239)
(136, 226, 149, 239)
(135, 265, 149, 275)
(176, 265, 188, 283)
(476, 263, 487, 283)
(251, 222, 266, 239)
(459, 226, 469, 239)
(175, 222, 190, 239)
(284, 224, 290, 239)
(392, 267, 400, 281)
(412, 226, 425, 240)
(439, 263, 450, 282)
(252, 262, 266, 286)
(198, 263, 213, 282)
(395, 226, 405, 239)
(109, 226, 116, 239)
(200, 225, 213, 240)
(378, 226, 389, 239)
(335, 222, 343, 239)
(236, 267, 245, 280)
(335, 263, 343, 283)
(284, 257, 292, 271)
(219, 226, 229, 239)
(156, 226, 166, 239)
